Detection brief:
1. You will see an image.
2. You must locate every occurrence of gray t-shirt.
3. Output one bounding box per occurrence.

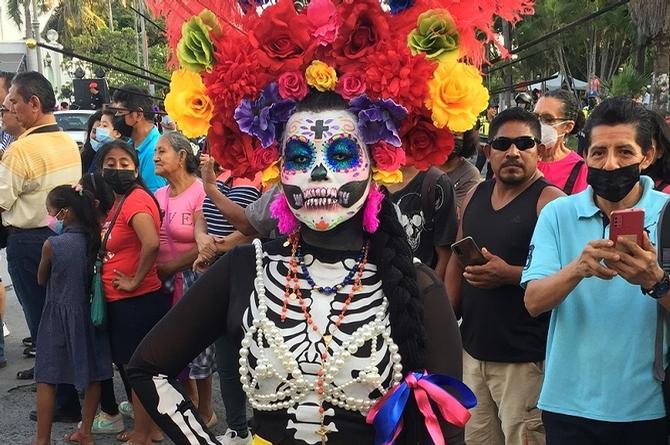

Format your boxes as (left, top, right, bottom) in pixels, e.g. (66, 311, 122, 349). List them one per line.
(445, 159, 482, 209)
(245, 185, 280, 239)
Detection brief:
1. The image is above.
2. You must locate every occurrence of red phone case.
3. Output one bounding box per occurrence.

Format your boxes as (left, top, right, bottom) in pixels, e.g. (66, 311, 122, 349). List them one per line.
(610, 208, 645, 246)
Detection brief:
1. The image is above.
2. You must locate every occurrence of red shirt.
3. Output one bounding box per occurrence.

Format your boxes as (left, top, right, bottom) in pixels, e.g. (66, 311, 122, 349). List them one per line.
(102, 188, 161, 301)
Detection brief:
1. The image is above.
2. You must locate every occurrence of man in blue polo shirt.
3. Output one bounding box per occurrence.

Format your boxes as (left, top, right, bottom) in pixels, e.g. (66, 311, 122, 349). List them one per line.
(522, 97, 670, 444)
(111, 85, 166, 192)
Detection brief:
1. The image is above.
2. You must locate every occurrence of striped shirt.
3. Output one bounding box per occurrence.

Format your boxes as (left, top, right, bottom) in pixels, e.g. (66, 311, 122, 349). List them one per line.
(202, 180, 261, 237)
(0, 124, 81, 228)
(0, 131, 14, 153)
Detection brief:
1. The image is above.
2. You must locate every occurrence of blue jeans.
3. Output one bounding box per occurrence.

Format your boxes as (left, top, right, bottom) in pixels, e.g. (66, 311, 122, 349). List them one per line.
(215, 335, 248, 433)
(6, 228, 52, 340)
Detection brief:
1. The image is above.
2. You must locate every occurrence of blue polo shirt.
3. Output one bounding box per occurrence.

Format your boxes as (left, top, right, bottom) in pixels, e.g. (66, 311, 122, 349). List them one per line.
(521, 175, 668, 422)
(136, 126, 166, 192)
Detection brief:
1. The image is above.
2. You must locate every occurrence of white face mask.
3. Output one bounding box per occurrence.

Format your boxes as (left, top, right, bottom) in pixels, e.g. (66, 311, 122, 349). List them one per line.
(281, 110, 371, 232)
(540, 123, 558, 151)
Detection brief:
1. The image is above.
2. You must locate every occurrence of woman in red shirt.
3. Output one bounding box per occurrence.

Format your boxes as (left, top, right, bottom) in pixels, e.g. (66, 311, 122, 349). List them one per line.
(96, 140, 167, 445)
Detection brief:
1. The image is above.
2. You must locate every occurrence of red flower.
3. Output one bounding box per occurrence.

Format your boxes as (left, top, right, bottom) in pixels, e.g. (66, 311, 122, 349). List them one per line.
(335, 71, 367, 100)
(208, 120, 260, 180)
(332, 0, 390, 69)
(364, 39, 436, 114)
(203, 34, 270, 118)
(277, 71, 309, 100)
(251, 144, 280, 172)
(248, 0, 316, 74)
(372, 141, 406, 171)
(401, 113, 454, 171)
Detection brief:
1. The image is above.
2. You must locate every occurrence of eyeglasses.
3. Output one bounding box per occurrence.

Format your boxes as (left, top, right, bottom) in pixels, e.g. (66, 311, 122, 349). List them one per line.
(103, 104, 135, 116)
(0, 107, 8, 115)
(533, 113, 572, 125)
(490, 136, 539, 151)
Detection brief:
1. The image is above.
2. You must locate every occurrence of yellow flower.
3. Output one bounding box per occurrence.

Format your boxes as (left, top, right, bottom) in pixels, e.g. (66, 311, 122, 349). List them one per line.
(305, 60, 338, 92)
(261, 161, 280, 188)
(373, 167, 403, 185)
(426, 60, 489, 133)
(164, 69, 214, 138)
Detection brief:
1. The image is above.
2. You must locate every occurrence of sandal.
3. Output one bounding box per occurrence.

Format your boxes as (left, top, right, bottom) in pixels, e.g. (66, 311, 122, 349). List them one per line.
(65, 429, 95, 445)
(116, 431, 132, 442)
(17, 367, 34, 380)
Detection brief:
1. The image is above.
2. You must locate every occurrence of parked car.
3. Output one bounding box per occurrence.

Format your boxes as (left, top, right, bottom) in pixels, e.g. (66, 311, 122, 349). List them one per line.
(54, 110, 95, 149)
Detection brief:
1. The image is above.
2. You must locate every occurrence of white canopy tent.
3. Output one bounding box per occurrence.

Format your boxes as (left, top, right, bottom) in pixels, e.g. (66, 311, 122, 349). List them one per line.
(529, 72, 589, 91)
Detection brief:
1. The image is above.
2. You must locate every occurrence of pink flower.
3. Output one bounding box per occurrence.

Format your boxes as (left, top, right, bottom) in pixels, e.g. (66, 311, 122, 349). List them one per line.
(277, 71, 309, 101)
(372, 141, 406, 171)
(335, 71, 367, 100)
(307, 0, 341, 46)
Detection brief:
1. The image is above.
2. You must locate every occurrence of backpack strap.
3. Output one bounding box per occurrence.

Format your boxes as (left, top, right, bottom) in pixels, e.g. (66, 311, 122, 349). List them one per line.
(653, 199, 670, 381)
(562, 160, 584, 195)
(421, 167, 445, 231)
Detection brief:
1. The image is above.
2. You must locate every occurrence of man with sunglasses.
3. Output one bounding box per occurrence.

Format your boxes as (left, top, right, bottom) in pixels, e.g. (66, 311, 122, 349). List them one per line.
(523, 98, 670, 444)
(109, 85, 167, 192)
(446, 107, 564, 445)
(0, 71, 17, 154)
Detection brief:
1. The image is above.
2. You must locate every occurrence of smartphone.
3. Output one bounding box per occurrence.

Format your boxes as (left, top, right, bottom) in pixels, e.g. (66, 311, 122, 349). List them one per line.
(451, 236, 488, 266)
(609, 208, 645, 249)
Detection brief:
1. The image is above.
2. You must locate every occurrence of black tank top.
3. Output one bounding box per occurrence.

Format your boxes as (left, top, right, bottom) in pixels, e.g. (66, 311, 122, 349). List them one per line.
(460, 178, 552, 362)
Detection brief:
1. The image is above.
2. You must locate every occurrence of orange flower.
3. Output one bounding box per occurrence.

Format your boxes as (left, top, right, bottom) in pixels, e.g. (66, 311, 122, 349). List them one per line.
(164, 69, 214, 138)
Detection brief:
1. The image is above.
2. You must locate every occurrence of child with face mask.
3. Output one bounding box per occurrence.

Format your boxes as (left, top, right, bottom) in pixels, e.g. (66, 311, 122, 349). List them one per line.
(33, 185, 113, 445)
(87, 111, 135, 174)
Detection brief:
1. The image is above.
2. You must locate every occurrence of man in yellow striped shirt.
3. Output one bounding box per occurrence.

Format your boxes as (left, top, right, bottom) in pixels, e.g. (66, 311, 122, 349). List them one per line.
(0, 72, 81, 392)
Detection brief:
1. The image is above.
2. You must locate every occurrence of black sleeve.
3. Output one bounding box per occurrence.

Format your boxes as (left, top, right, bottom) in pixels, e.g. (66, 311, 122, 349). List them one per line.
(127, 246, 253, 444)
(416, 263, 465, 445)
(433, 174, 458, 248)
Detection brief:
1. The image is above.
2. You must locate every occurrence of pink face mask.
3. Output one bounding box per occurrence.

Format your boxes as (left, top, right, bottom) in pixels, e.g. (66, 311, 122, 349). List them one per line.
(280, 110, 371, 231)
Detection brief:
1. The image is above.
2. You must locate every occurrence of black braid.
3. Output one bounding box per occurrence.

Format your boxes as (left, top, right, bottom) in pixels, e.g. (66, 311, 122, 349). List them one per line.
(369, 197, 426, 372)
(369, 197, 428, 445)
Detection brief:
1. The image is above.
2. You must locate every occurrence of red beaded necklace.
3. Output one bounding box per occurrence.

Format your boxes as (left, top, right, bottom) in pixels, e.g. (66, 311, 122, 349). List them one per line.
(281, 233, 370, 444)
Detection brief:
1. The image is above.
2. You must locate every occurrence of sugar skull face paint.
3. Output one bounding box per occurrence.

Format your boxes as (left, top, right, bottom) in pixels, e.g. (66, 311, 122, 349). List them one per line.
(281, 110, 371, 232)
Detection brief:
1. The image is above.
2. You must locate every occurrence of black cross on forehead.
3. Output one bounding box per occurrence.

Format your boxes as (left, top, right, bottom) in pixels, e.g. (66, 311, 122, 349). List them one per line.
(310, 120, 329, 140)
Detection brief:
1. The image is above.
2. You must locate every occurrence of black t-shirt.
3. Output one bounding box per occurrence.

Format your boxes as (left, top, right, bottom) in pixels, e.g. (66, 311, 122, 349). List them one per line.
(389, 171, 458, 267)
(127, 238, 465, 445)
(460, 179, 552, 363)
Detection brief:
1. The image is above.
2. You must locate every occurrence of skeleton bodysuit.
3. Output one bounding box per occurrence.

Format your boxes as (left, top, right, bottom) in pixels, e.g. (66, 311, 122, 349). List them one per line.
(128, 238, 464, 445)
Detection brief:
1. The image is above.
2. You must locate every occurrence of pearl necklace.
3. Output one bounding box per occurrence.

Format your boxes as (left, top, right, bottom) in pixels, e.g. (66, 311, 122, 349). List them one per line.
(240, 239, 403, 442)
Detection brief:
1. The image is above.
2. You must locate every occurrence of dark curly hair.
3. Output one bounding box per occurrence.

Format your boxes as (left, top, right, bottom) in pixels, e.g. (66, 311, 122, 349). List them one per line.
(544, 89, 586, 135)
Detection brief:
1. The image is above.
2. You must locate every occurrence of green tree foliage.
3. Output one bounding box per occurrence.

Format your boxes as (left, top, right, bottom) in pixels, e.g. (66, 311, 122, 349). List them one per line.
(491, 0, 638, 97)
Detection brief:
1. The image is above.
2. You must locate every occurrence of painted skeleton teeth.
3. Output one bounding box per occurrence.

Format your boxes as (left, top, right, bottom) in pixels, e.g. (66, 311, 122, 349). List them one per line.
(337, 191, 351, 206)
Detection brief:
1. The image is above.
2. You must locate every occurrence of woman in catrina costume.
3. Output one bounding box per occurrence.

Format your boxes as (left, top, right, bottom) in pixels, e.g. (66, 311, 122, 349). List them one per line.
(127, 1, 535, 444)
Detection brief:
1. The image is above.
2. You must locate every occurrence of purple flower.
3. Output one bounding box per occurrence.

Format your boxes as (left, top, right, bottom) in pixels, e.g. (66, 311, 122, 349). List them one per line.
(388, 0, 415, 15)
(235, 82, 296, 148)
(349, 95, 408, 147)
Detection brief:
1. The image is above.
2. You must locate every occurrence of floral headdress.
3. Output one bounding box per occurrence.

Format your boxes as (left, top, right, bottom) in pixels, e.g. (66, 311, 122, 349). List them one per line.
(149, 0, 534, 186)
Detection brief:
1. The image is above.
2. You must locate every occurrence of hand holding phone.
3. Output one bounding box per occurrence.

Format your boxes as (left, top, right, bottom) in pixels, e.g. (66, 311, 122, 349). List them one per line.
(451, 237, 488, 266)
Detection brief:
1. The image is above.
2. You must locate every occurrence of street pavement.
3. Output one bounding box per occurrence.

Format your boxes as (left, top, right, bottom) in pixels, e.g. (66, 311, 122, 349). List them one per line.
(0, 251, 235, 444)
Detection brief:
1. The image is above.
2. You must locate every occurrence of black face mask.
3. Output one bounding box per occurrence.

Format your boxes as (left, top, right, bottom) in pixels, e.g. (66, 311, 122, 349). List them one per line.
(112, 116, 134, 139)
(103, 168, 137, 195)
(587, 163, 641, 203)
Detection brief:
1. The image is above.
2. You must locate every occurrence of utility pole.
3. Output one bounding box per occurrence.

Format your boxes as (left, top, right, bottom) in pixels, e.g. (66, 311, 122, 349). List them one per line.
(108, 0, 114, 31)
(31, 0, 42, 73)
(138, 0, 154, 95)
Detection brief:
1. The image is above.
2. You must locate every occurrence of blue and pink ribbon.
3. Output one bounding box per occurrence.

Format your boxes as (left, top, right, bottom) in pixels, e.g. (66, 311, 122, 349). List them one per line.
(366, 372, 477, 445)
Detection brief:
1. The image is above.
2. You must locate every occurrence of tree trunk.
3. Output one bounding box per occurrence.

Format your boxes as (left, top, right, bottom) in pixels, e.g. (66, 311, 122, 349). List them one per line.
(635, 34, 648, 74)
(651, 33, 670, 112)
(23, 0, 31, 40)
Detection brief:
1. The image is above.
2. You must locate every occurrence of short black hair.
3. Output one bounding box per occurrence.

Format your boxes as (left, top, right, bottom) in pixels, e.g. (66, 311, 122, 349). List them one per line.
(584, 97, 654, 154)
(112, 85, 154, 120)
(11, 71, 56, 113)
(489, 107, 541, 141)
(0, 71, 14, 94)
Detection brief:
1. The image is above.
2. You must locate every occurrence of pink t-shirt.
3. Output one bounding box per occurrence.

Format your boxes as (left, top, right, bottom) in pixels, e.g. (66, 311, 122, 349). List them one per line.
(155, 180, 206, 264)
(537, 150, 588, 194)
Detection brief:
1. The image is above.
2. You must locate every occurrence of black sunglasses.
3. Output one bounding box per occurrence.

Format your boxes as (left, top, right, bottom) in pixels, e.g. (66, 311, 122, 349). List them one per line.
(490, 136, 539, 151)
